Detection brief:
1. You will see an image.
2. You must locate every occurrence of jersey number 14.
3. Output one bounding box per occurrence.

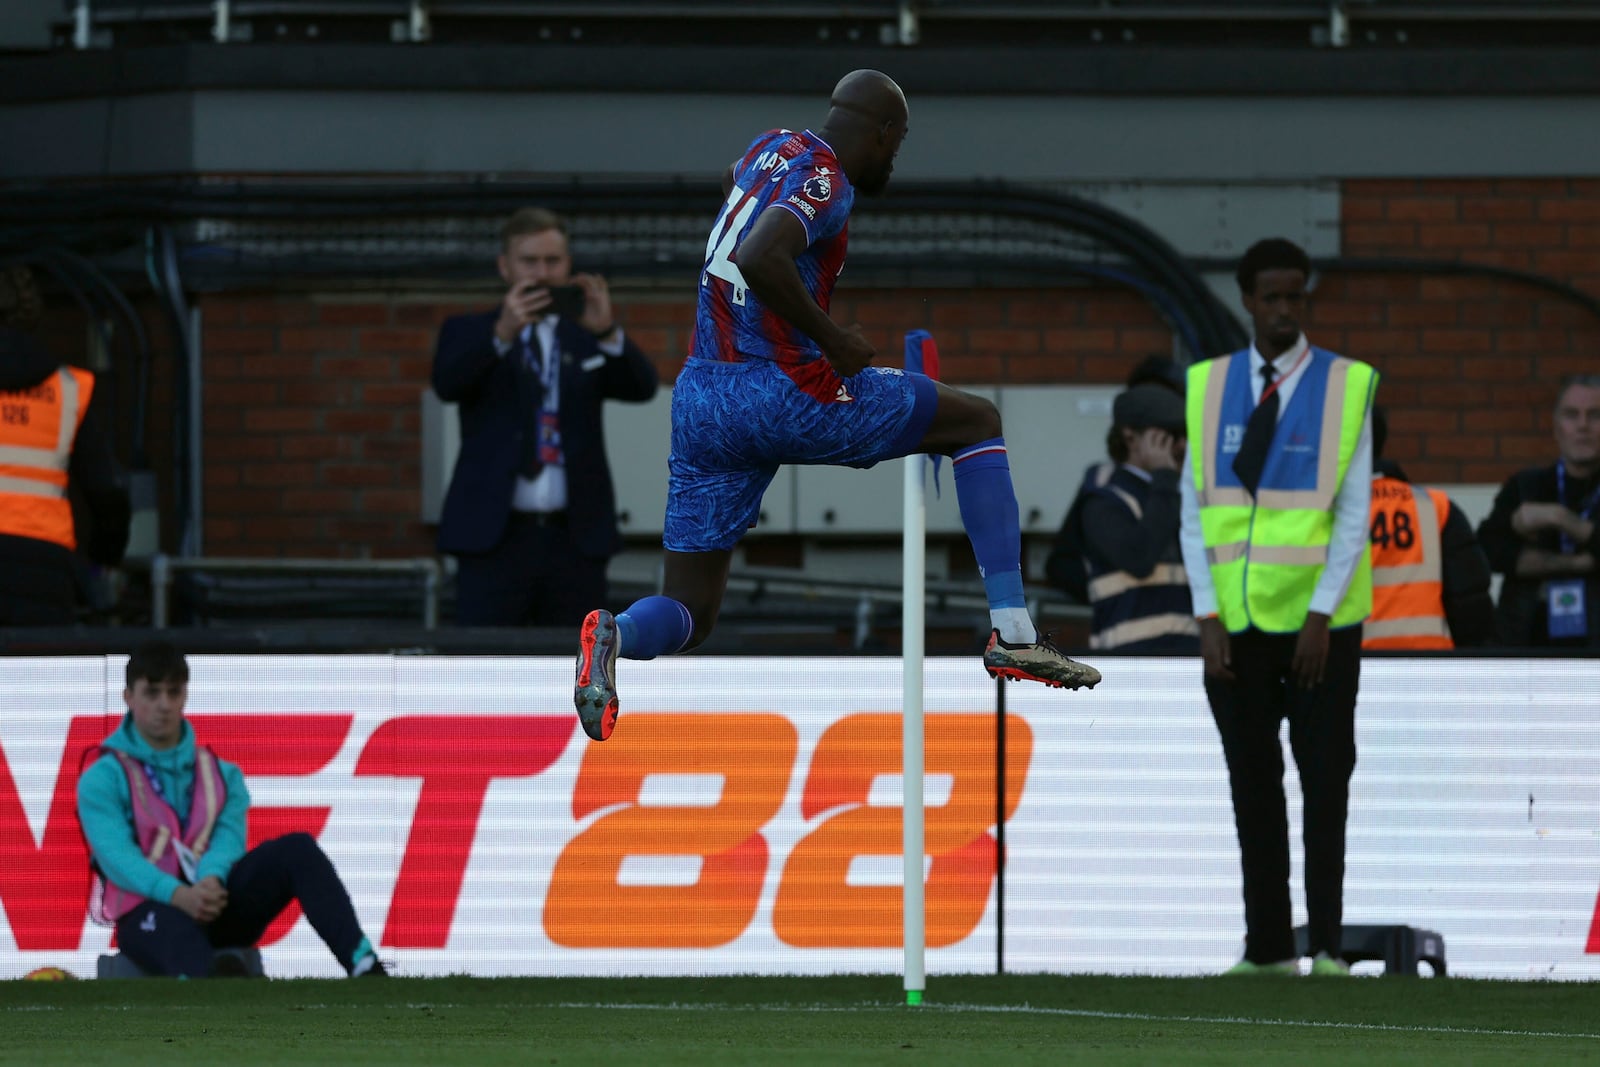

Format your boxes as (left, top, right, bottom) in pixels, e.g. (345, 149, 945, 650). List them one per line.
(703, 183, 759, 306)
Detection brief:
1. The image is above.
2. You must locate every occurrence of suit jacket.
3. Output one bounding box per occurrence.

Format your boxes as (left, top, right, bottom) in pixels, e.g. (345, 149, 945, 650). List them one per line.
(431, 308, 658, 558)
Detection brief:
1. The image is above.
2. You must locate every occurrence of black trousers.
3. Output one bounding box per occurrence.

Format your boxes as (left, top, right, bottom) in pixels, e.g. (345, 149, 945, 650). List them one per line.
(1204, 625, 1361, 963)
(453, 512, 607, 627)
(0, 536, 77, 625)
(114, 833, 367, 978)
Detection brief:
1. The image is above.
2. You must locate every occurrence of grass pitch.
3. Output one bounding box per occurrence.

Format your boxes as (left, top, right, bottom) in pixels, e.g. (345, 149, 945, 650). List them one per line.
(4, 973, 1598, 1066)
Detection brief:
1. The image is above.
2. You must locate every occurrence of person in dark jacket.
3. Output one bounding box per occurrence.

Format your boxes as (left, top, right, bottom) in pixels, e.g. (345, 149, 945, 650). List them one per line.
(1476, 375, 1600, 648)
(431, 209, 659, 627)
(0, 265, 129, 625)
(1046, 354, 1186, 605)
(1076, 383, 1199, 653)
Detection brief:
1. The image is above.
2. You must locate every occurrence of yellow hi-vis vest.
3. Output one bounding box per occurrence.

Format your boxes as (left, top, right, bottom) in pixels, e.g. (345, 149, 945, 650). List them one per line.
(0, 366, 92, 550)
(1186, 347, 1376, 634)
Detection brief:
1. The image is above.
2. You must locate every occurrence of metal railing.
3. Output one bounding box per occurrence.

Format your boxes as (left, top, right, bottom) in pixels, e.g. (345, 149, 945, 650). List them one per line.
(720, 566, 1089, 650)
(140, 554, 1075, 643)
(148, 554, 442, 629)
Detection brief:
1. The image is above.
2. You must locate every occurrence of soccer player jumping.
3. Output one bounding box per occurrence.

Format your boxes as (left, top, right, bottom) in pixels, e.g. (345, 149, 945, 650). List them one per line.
(574, 69, 1101, 741)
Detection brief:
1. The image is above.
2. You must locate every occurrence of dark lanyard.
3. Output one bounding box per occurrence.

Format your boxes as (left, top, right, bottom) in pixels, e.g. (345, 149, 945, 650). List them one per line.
(137, 759, 169, 805)
(1555, 461, 1600, 553)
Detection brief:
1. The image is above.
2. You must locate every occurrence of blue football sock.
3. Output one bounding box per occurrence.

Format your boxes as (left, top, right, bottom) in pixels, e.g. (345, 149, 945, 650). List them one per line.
(615, 595, 694, 660)
(952, 437, 1036, 643)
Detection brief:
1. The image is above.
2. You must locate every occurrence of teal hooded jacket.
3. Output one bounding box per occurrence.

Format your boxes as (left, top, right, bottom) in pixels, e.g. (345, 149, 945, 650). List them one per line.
(76, 713, 251, 907)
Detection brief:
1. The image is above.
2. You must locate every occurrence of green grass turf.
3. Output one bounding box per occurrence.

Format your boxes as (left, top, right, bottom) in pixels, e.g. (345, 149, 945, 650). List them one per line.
(3, 974, 1599, 1066)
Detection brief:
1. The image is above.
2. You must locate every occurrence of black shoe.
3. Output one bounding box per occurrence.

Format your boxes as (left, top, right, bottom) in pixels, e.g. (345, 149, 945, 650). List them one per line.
(209, 953, 252, 978)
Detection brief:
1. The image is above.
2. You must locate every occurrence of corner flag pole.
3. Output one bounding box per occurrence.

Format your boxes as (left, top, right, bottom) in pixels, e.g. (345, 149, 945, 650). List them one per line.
(902, 330, 939, 1007)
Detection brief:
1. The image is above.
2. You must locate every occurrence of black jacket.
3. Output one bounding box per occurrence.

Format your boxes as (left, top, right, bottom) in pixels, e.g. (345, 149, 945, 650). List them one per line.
(1044, 460, 1115, 604)
(431, 309, 658, 559)
(1477, 462, 1600, 648)
(1078, 464, 1198, 653)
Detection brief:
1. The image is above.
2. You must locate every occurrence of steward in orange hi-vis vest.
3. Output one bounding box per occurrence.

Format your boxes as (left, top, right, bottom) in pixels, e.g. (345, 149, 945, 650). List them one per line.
(0, 272, 131, 626)
(1363, 468, 1495, 651)
(1365, 474, 1453, 649)
(0, 365, 93, 549)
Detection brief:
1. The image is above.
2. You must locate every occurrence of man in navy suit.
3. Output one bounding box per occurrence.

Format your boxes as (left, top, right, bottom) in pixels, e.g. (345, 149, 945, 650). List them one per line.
(432, 207, 659, 627)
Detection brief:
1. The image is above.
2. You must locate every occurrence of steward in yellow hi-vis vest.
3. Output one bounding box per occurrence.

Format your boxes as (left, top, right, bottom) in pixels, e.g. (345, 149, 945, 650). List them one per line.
(1186, 345, 1377, 633)
(1178, 238, 1376, 978)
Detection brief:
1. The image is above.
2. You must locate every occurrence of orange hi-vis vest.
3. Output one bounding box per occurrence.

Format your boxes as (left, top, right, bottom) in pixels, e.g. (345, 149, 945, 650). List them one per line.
(1364, 474, 1452, 650)
(0, 366, 92, 550)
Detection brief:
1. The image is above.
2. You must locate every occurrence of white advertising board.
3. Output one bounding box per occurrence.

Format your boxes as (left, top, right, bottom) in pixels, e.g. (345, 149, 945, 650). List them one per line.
(1, 655, 1596, 980)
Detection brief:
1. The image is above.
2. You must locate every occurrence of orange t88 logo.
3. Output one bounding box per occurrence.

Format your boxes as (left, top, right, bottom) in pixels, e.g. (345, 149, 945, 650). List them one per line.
(775, 712, 1031, 948)
(545, 713, 797, 948)
(544, 712, 1032, 949)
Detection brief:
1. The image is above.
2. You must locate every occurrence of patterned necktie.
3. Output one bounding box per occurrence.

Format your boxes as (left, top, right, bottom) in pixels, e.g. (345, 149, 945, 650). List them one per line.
(517, 329, 545, 479)
(1231, 361, 1279, 495)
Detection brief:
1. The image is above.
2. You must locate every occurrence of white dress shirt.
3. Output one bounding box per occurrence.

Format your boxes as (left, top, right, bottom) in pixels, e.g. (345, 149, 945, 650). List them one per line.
(493, 315, 627, 514)
(1179, 334, 1374, 621)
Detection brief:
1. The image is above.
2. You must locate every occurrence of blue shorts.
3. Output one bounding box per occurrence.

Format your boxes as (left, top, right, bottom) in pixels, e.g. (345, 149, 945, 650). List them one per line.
(664, 356, 939, 553)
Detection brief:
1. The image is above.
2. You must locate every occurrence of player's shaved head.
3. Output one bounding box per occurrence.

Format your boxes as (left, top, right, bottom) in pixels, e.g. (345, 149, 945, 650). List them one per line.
(819, 69, 909, 196)
(828, 69, 908, 126)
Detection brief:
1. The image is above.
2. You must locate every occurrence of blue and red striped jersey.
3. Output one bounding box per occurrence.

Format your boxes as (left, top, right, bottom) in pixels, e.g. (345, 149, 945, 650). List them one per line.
(689, 128, 854, 365)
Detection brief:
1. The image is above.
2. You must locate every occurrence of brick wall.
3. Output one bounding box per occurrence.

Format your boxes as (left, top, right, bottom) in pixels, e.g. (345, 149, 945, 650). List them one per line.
(200, 296, 439, 558)
(191, 284, 1172, 558)
(31, 177, 1594, 559)
(197, 291, 666, 559)
(1331, 178, 1600, 485)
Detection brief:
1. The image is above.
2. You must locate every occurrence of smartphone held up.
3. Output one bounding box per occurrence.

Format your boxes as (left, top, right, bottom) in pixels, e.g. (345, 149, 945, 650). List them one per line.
(521, 283, 587, 322)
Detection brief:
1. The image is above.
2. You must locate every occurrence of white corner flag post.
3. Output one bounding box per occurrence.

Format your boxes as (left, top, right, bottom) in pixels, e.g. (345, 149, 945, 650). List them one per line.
(902, 425, 926, 1006)
(902, 330, 938, 1007)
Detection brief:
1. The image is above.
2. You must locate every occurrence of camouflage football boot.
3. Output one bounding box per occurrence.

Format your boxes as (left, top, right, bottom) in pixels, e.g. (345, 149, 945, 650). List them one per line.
(982, 630, 1102, 690)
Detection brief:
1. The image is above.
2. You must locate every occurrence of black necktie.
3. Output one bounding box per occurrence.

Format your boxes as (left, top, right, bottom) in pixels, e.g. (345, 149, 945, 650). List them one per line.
(517, 330, 545, 479)
(1231, 361, 1279, 495)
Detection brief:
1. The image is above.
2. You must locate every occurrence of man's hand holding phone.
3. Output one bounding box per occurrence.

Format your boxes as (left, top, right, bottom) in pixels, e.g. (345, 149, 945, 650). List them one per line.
(495, 282, 554, 346)
(572, 273, 616, 337)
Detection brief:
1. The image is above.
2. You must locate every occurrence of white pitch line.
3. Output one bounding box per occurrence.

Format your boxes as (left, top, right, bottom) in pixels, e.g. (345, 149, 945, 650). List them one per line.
(6, 999, 1597, 1042)
(545, 1000, 1600, 1041)
(932, 1002, 1600, 1041)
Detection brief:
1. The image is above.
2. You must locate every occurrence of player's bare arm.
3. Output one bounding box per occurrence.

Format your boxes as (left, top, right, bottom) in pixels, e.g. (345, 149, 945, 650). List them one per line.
(734, 207, 875, 376)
